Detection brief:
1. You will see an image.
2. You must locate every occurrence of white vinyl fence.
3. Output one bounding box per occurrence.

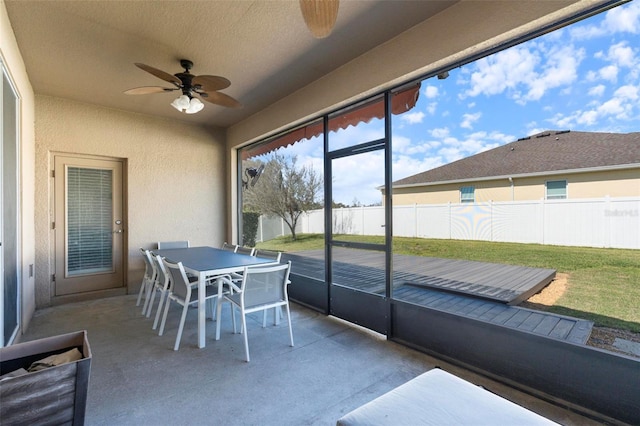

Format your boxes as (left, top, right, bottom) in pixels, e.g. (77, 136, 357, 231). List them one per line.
(256, 197, 640, 249)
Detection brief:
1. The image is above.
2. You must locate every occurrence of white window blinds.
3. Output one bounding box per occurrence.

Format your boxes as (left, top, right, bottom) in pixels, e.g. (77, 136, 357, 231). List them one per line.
(67, 167, 113, 275)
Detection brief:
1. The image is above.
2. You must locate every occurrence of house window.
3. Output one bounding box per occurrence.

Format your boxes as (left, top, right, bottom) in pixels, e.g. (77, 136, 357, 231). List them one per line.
(546, 180, 567, 199)
(460, 186, 475, 203)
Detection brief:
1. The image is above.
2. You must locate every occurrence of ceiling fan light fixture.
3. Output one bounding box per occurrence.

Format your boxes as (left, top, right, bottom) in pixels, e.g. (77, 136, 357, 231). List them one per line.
(127, 60, 240, 110)
(185, 97, 204, 114)
(171, 94, 191, 112)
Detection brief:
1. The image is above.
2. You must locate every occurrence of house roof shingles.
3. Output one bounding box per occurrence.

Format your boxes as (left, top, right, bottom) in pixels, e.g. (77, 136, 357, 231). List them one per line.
(393, 130, 640, 186)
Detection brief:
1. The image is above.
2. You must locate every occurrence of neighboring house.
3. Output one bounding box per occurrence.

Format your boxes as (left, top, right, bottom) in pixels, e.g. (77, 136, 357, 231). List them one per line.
(388, 130, 640, 205)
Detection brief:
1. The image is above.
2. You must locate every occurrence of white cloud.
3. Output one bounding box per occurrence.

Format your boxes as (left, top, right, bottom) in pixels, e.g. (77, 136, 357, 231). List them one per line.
(425, 131, 512, 164)
(527, 127, 545, 137)
(597, 98, 626, 117)
(586, 64, 618, 82)
(430, 127, 450, 138)
(328, 121, 384, 151)
(392, 155, 443, 181)
(602, 1, 640, 34)
(426, 102, 437, 115)
(547, 82, 640, 129)
(393, 135, 441, 156)
(588, 84, 606, 97)
(570, 2, 640, 39)
(463, 43, 584, 104)
(424, 85, 439, 98)
(607, 42, 636, 67)
(460, 112, 481, 129)
(401, 111, 425, 124)
(614, 84, 639, 100)
(331, 150, 385, 205)
(464, 46, 538, 98)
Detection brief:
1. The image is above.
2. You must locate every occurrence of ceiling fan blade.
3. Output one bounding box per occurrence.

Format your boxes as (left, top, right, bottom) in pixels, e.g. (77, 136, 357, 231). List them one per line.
(134, 63, 182, 86)
(124, 86, 176, 95)
(299, 0, 339, 38)
(200, 91, 242, 108)
(192, 75, 231, 91)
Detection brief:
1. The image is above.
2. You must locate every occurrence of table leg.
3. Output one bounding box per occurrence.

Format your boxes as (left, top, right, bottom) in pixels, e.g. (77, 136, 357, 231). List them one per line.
(215, 277, 223, 340)
(198, 271, 206, 348)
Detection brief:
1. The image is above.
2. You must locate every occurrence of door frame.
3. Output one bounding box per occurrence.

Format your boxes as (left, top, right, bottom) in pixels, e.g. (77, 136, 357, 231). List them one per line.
(1, 57, 21, 346)
(50, 152, 128, 304)
(324, 93, 393, 335)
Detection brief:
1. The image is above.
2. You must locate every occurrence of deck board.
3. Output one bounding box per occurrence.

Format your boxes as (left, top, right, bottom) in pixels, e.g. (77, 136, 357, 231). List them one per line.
(289, 248, 557, 305)
(284, 249, 592, 344)
(393, 285, 593, 344)
(304, 248, 555, 305)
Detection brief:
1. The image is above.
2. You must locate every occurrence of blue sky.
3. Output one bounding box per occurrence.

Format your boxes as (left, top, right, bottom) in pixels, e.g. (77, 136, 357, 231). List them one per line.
(261, 2, 640, 206)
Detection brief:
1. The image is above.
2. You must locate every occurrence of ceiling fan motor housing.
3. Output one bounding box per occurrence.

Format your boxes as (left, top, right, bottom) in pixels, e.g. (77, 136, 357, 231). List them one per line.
(179, 59, 193, 72)
(176, 59, 195, 96)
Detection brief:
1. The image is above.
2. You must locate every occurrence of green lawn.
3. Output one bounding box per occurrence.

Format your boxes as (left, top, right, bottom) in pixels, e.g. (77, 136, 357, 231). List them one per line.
(257, 234, 640, 333)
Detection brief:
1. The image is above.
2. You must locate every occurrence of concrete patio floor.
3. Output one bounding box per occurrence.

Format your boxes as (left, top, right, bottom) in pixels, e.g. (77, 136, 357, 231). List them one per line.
(18, 295, 602, 425)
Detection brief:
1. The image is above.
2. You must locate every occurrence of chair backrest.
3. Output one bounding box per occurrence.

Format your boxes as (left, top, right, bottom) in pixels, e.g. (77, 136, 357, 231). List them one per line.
(240, 261, 291, 309)
(141, 248, 157, 279)
(157, 240, 190, 249)
(254, 249, 282, 263)
(153, 254, 170, 290)
(221, 242, 236, 252)
(162, 259, 191, 301)
(235, 246, 255, 256)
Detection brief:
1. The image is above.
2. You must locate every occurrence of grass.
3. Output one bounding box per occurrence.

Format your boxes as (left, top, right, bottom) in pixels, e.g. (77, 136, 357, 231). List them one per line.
(258, 234, 640, 333)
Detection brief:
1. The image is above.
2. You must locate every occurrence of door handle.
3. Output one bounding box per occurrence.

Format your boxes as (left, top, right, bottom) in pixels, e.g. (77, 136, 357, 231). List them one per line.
(112, 229, 124, 234)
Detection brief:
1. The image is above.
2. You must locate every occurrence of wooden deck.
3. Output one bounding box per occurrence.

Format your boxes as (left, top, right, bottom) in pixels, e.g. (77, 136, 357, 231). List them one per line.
(283, 249, 593, 344)
(393, 286, 593, 344)
(285, 248, 556, 305)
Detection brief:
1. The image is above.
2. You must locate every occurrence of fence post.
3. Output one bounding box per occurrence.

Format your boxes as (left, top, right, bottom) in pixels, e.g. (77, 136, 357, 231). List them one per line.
(448, 202, 452, 239)
(414, 203, 418, 238)
(540, 197, 545, 245)
(604, 195, 611, 248)
(490, 200, 494, 242)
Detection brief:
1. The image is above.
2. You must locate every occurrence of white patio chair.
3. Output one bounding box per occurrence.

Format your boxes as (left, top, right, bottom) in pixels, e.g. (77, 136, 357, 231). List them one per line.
(137, 248, 157, 315)
(159, 259, 219, 351)
(254, 249, 282, 263)
(221, 242, 236, 252)
(157, 240, 190, 249)
(216, 261, 293, 362)
(234, 245, 255, 256)
(254, 249, 284, 326)
(145, 254, 173, 331)
(227, 245, 257, 287)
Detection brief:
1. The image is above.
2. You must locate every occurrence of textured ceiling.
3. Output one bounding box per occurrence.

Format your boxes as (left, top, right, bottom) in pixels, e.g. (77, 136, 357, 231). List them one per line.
(5, 0, 456, 128)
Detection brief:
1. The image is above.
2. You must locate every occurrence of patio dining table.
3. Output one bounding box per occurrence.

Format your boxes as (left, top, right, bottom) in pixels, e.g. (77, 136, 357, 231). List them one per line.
(153, 246, 277, 348)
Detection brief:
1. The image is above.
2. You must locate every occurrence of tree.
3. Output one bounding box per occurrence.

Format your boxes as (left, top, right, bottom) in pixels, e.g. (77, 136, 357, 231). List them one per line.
(243, 154, 322, 240)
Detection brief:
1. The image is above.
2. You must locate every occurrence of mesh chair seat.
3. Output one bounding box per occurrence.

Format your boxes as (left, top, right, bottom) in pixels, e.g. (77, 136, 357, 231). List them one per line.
(216, 261, 293, 362)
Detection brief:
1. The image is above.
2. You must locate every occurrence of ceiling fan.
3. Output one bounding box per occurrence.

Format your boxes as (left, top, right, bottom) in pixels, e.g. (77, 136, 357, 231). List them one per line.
(124, 59, 241, 114)
(299, 0, 339, 39)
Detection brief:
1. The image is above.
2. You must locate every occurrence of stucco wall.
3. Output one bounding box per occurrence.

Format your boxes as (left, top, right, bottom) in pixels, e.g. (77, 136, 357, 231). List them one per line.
(35, 95, 225, 307)
(392, 168, 640, 205)
(567, 168, 640, 198)
(1, 0, 36, 337)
